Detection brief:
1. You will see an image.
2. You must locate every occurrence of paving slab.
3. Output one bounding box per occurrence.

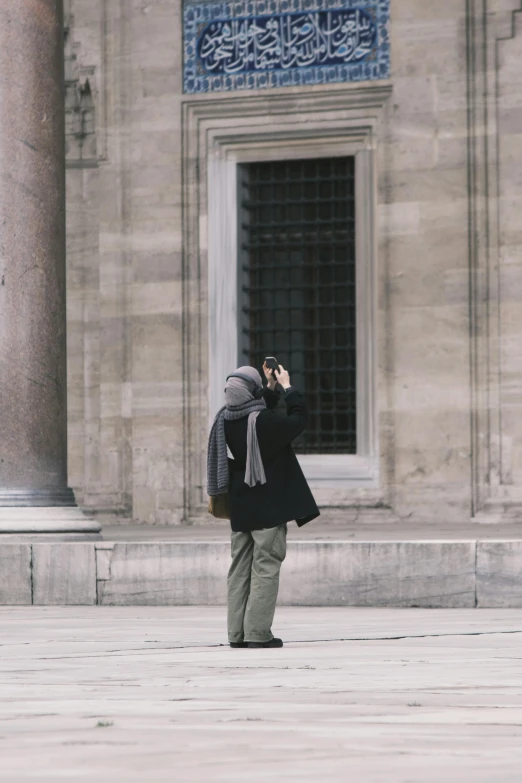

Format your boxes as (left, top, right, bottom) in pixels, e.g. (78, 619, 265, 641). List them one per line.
(0, 607, 522, 782)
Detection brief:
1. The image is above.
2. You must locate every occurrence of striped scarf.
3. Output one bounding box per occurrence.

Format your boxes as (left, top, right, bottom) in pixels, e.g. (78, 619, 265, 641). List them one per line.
(207, 391, 267, 497)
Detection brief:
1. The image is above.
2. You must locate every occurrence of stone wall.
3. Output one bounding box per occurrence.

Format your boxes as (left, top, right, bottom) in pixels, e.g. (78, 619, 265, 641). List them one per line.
(65, 0, 522, 525)
(382, 0, 470, 520)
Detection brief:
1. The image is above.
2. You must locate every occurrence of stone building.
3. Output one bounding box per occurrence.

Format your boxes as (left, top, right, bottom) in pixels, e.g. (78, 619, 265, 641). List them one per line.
(3, 0, 522, 535)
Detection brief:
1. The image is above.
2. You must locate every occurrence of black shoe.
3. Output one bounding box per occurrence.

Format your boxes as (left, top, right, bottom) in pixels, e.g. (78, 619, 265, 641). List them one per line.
(247, 638, 284, 648)
(230, 642, 249, 648)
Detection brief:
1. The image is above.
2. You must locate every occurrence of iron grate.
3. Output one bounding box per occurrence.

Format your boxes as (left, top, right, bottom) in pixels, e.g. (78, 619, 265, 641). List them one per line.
(238, 157, 356, 454)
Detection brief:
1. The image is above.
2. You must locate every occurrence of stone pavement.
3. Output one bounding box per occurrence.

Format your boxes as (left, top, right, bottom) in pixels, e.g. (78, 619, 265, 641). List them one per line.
(1, 608, 522, 782)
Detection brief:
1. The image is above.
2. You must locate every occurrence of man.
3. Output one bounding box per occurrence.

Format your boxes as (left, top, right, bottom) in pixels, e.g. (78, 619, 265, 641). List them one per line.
(207, 362, 320, 649)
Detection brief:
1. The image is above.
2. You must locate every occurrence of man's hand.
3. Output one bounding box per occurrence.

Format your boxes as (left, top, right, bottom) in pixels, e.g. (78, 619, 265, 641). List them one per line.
(262, 361, 277, 390)
(274, 364, 291, 390)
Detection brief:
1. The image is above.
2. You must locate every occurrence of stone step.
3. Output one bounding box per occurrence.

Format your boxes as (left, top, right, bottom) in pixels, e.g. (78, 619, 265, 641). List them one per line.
(0, 536, 521, 607)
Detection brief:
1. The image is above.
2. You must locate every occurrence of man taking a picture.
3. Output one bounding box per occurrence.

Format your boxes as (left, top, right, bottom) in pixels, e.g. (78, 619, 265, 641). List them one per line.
(207, 360, 320, 649)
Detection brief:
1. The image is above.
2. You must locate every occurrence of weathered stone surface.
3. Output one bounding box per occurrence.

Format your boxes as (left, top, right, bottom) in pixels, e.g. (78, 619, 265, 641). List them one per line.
(95, 545, 114, 582)
(3, 533, 522, 607)
(0, 0, 69, 500)
(279, 541, 476, 608)
(0, 508, 101, 538)
(64, 0, 522, 527)
(0, 545, 31, 605)
(476, 541, 522, 608)
(2, 606, 522, 782)
(32, 544, 96, 605)
(97, 543, 228, 605)
(97, 540, 476, 608)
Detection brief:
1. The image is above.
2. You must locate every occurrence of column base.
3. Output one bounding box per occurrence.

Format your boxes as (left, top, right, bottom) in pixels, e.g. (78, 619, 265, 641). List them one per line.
(0, 507, 102, 540)
(0, 488, 76, 506)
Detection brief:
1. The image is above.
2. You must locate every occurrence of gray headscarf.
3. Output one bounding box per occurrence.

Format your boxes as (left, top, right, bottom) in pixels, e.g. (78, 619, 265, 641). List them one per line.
(207, 366, 267, 496)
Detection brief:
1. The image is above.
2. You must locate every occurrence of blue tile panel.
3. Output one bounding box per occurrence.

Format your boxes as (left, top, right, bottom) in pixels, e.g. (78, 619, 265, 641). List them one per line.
(184, 0, 390, 93)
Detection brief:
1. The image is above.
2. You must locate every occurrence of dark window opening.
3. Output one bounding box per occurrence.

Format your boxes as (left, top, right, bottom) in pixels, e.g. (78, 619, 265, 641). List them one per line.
(238, 157, 357, 454)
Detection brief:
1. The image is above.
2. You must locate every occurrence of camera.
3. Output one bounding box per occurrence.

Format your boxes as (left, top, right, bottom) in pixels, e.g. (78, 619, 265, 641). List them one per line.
(264, 356, 279, 378)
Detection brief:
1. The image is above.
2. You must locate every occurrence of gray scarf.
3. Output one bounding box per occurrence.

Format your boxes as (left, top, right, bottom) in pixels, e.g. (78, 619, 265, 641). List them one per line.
(207, 367, 267, 496)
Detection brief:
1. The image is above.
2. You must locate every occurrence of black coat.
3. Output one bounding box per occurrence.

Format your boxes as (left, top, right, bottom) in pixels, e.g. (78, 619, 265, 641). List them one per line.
(224, 387, 320, 533)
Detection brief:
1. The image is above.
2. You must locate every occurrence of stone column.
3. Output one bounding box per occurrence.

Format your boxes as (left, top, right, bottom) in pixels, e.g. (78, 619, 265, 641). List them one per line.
(0, 0, 100, 537)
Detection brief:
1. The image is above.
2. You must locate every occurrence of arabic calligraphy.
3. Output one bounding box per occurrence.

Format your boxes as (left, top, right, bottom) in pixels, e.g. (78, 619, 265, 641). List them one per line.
(197, 8, 377, 75)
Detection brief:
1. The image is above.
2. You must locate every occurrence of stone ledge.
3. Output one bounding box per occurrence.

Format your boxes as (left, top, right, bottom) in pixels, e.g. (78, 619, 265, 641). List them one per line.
(0, 538, 520, 607)
(0, 545, 31, 605)
(476, 540, 522, 608)
(33, 543, 97, 605)
(95, 541, 477, 608)
(101, 521, 522, 542)
(279, 541, 476, 608)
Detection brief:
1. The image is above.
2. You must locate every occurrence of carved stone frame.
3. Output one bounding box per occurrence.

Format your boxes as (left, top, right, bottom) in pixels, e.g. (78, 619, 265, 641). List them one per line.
(466, 0, 522, 518)
(181, 84, 391, 520)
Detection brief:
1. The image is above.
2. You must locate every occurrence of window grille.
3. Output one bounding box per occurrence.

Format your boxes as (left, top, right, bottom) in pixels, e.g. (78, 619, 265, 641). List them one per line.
(238, 157, 357, 454)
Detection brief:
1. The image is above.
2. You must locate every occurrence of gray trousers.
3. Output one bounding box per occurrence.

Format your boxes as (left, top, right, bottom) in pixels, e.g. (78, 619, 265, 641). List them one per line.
(227, 523, 287, 644)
